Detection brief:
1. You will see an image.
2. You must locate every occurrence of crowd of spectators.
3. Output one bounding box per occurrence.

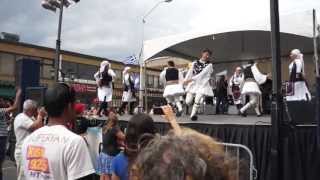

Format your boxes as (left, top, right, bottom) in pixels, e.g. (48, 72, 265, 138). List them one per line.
(0, 83, 238, 180)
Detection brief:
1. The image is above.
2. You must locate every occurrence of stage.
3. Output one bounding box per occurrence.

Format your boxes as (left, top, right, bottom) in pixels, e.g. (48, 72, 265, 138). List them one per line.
(119, 114, 271, 125)
(117, 114, 319, 180)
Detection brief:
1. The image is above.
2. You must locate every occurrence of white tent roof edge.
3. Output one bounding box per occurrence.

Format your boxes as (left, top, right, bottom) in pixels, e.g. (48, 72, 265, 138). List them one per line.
(143, 9, 320, 61)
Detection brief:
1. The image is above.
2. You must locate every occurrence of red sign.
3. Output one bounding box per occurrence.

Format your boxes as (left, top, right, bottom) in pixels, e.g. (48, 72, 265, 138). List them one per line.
(71, 83, 96, 93)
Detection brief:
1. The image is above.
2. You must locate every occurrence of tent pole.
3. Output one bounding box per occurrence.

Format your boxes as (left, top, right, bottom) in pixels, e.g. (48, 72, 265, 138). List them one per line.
(270, 0, 283, 179)
(313, 9, 320, 148)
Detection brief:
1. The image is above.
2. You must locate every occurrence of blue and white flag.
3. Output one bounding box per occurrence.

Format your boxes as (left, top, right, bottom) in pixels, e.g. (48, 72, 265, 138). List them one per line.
(124, 55, 139, 65)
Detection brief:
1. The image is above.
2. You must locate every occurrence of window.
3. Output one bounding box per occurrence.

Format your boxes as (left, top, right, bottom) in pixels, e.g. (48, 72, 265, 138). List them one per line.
(147, 75, 154, 88)
(114, 69, 122, 81)
(62, 61, 78, 79)
(153, 76, 159, 88)
(78, 64, 97, 80)
(0, 53, 15, 76)
(40, 59, 54, 79)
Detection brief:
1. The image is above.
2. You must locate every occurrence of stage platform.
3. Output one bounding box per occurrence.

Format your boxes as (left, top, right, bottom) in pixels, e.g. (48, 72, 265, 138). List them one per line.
(119, 114, 271, 125)
(116, 113, 318, 180)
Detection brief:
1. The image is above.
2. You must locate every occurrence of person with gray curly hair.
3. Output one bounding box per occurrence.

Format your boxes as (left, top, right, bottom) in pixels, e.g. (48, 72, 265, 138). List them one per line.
(130, 106, 238, 180)
(14, 99, 45, 180)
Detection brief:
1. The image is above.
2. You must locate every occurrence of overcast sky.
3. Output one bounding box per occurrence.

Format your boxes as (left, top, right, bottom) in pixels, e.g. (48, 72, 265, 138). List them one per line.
(1, 0, 320, 61)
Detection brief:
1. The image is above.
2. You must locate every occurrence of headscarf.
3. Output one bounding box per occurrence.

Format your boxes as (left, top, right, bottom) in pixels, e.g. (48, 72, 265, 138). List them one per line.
(100, 60, 110, 73)
(290, 49, 305, 74)
(291, 49, 303, 60)
(123, 66, 131, 75)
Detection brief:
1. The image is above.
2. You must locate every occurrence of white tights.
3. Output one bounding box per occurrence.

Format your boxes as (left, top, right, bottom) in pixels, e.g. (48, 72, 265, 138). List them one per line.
(186, 93, 204, 117)
(240, 94, 261, 115)
(166, 96, 183, 112)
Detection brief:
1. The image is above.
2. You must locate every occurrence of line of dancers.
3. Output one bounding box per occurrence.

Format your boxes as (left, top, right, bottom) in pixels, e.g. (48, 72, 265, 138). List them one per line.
(94, 48, 311, 121)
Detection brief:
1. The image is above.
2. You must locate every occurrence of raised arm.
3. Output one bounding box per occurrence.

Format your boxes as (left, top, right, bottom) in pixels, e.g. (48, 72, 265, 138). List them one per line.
(252, 63, 267, 85)
(5, 88, 22, 114)
(162, 105, 182, 135)
(184, 63, 194, 81)
(94, 71, 101, 87)
(108, 69, 116, 79)
(159, 69, 166, 86)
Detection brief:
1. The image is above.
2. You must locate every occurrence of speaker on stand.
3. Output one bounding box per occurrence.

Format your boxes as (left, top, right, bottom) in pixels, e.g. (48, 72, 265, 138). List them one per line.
(15, 58, 40, 111)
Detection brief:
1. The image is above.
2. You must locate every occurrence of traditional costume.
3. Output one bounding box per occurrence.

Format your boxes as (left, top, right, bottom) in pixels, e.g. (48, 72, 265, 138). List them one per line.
(94, 61, 116, 115)
(185, 59, 214, 120)
(240, 63, 267, 116)
(160, 67, 185, 116)
(229, 72, 244, 109)
(118, 67, 136, 115)
(286, 49, 311, 101)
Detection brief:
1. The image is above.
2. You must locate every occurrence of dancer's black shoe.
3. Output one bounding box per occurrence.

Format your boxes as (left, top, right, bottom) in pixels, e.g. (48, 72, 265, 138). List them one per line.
(257, 114, 263, 117)
(117, 110, 125, 116)
(176, 111, 182, 117)
(240, 111, 247, 117)
(191, 115, 198, 121)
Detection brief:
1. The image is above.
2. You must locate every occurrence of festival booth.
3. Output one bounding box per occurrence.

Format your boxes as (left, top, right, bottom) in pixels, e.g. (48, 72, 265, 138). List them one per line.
(133, 10, 320, 180)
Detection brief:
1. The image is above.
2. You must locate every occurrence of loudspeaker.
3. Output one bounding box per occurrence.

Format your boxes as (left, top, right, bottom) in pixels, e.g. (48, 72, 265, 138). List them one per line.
(284, 99, 316, 124)
(25, 87, 47, 106)
(16, 58, 40, 110)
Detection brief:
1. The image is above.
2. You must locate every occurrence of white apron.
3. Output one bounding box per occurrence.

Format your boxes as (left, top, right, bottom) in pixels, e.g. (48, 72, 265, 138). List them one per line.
(286, 59, 311, 101)
(94, 69, 116, 102)
(122, 74, 136, 102)
(160, 68, 185, 98)
(241, 63, 267, 96)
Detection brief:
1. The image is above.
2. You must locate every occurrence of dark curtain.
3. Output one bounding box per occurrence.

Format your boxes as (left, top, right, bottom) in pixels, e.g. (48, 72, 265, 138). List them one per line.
(118, 121, 319, 180)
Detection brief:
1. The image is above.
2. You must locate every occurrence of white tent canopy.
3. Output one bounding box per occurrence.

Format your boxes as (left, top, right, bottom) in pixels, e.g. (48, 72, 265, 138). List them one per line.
(143, 9, 320, 62)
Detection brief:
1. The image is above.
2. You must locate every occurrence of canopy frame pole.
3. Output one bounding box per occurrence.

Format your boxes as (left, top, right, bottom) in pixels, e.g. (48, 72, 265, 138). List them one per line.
(313, 9, 320, 148)
(270, 0, 283, 179)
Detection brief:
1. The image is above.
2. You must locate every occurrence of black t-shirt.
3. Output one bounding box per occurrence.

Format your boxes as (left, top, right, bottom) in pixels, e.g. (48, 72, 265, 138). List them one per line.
(102, 126, 121, 156)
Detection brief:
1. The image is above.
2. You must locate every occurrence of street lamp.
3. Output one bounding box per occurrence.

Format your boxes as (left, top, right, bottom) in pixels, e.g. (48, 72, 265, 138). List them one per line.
(41, 0, 80, 82)
(138, 0, 173, 112)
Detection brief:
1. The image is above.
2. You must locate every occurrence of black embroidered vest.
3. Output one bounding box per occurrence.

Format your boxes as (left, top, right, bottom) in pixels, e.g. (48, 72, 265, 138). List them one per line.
(165, 68, 179, 81)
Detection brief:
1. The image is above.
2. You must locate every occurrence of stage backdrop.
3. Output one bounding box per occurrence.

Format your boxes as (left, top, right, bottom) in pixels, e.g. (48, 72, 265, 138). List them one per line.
(118, 121, 319, 180)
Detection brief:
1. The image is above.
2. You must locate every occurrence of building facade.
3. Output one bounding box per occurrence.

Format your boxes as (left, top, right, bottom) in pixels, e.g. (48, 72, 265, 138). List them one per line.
(0, 40, 163, 108)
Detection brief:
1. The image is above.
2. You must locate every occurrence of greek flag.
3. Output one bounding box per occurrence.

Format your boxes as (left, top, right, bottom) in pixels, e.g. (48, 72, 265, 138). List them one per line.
(124, 55, 139, 65)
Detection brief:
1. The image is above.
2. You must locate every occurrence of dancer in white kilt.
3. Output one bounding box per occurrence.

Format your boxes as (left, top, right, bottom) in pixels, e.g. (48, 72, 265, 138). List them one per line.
(160, 61, 185, 117)
(229, 67, 244, 111)
(286, 49, 311, 101)
(94, 61, 116, 116)
(118, 67, 136, 115)
(184, 49, 214, 121)
(240, 61, 268, 117)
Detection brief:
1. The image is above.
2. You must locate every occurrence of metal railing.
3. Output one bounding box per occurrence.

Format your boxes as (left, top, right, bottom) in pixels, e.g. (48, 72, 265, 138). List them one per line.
(217, 142, 258, 180)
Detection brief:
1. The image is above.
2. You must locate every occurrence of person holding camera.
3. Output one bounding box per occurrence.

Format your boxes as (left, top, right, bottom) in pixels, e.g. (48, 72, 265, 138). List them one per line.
(14, 100, 46, 180)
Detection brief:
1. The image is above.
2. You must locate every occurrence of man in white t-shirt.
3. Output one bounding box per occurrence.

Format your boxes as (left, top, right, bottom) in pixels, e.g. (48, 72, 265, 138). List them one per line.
(21, 83, 95, 180)
(14, 99, 44, 180)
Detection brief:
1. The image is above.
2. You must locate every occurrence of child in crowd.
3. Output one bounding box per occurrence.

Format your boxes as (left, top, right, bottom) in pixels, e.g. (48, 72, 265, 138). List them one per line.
(111, 113, 156, 180)
(96, 109, 125, 180)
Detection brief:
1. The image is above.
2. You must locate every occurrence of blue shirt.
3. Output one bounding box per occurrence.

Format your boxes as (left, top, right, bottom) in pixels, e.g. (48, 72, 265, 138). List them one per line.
(111, 152, 128, 180)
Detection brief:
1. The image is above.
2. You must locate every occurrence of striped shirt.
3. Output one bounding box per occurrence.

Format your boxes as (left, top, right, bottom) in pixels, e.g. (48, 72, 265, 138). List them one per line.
(0, 109, 8, 137)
